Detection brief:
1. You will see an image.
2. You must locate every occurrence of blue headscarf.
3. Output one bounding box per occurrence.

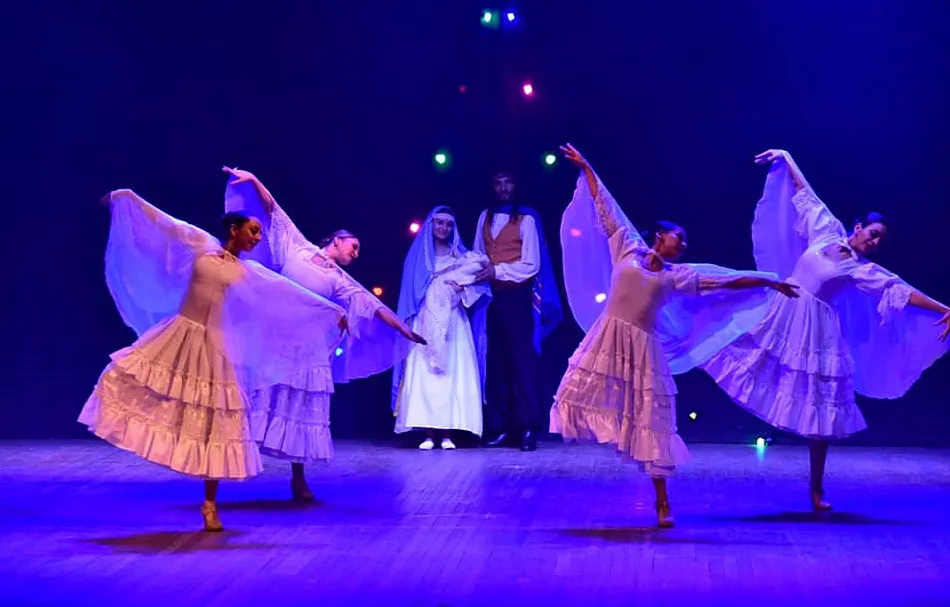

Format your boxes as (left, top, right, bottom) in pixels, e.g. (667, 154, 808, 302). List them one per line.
(484, 204, 564, 353)
(391, 207, 491, 411)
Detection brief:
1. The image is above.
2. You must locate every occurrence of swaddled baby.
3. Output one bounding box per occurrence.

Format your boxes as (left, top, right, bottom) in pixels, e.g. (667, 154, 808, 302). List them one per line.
(416, 251, 489, 373)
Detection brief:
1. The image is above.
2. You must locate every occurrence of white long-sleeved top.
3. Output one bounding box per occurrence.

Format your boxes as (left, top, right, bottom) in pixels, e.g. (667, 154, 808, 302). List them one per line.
(472, 210, 541, 283)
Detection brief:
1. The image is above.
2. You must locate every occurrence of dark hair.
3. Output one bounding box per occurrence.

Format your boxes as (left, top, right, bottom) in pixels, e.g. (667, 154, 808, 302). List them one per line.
(319, 229, 357, 249)
(853, 211, 888, 230)
(640, 220, 683, 244)
(488, 171, 521, 225)
(220, 211, 251, 242)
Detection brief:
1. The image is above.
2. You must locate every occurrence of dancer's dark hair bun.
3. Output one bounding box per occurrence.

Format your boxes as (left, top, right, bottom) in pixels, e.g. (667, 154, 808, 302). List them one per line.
(319, 229, 357, 249)
(852, 211, 888, 229)
(640, 220, 682, 243)
(220, 211, 251, 242)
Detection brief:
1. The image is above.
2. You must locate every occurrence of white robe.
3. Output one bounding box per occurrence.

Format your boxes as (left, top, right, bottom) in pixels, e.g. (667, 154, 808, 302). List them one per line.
(394, 253, 484, 436)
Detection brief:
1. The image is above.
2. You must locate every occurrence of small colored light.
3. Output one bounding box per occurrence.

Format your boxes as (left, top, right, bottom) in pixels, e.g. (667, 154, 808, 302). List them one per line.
(409, 222, 421, 234)
(372, 287, 384, 297)
(543, 153, 556, 166)
(335, 347, 344, 357)
(594, 293, 607, 303)
(569, 228, 582, 238)
(689, 412, 698, 420)
(458, 84, 467, 93)
(433, 149, 452, 171)
(522, 82, 534, 96)
(480, 10, 499, 29)
(506, 12, 516, 22)
(755, 437, 766, 448)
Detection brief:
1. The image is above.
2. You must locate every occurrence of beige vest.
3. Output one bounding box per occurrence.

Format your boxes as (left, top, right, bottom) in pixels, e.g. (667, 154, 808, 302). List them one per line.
(482, 215, 531, 288)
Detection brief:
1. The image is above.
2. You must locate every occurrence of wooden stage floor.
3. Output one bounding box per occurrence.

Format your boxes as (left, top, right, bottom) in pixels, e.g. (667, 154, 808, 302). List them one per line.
(0, 439, 948, 606)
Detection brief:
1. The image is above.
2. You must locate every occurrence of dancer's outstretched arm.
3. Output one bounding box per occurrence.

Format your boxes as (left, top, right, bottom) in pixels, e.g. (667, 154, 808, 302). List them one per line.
(755, 150, 848, 247)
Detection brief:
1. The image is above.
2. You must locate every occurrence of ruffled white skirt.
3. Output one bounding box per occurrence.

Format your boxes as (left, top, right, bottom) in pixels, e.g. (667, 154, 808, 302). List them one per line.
(550, 315, 690, 477)
(78, 315, 262, 480)
(247, 367, 336, 463)
(701, 289, 867, 439)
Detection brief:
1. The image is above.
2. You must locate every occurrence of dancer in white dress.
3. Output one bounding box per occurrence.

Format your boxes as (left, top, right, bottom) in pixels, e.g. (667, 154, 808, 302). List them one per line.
(551, 145, 800, 527)
(221, 168, 425, 500)
(701, 149, 950, 510)
(79, 190, 346, 531)
(392, 206, 491, 449)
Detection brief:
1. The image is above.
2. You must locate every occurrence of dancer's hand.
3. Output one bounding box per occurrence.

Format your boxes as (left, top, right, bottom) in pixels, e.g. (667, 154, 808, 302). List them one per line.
(222, 166, 257, 184)
(935, 310, 950, 341)
(99, 192, 113, 206)
(446, 280, 465, 293)
(403, 328, 427, 345)
(560, 143, 589, 169)
(770, 280, 800, 298)
(222, 166, 274, 213)
(474, 263, 496, 282)
(754, 150, 787, 165)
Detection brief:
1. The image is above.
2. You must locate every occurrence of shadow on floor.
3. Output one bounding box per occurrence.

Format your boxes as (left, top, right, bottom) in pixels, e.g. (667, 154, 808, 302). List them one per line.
(85, 530, 275, 554)
(709, 511, 926, 526)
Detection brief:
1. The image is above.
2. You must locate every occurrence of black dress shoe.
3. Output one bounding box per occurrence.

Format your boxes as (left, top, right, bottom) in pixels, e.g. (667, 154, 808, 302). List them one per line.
(484, 432, 508, 447)
(520, 431, 538, 452)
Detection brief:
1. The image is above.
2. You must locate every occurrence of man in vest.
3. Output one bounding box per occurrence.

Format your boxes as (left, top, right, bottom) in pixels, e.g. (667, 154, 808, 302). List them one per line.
(472, 171, 563, 451)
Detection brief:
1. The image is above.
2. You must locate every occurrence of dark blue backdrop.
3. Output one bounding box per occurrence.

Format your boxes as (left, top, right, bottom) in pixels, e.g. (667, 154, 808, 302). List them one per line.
(10, 1, 950, 446)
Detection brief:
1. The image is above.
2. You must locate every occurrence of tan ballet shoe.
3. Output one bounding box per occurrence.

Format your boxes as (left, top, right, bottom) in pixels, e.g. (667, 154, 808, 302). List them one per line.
(810, 489, 833, 512)
(655, 500, 675, 528)
(201, 502, 224, 532)
(291, 478, 315, 502)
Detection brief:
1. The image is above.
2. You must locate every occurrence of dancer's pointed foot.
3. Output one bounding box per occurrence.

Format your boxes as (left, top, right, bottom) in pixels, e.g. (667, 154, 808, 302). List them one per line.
(810, 488, 833, 512)
(655, 500, 675, 528)
(291, 478, 315, 502)
(201, 501, 224, 532)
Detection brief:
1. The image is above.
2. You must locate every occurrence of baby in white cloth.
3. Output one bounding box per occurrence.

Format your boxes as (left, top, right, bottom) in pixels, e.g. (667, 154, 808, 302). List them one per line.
(417, 251, 488, 373)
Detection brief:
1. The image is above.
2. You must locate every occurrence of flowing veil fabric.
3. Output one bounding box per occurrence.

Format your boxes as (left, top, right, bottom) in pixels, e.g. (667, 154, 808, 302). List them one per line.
(751, 152, 819, 280)
(224, 262, 346, 392)
(224, 178, 309, 271)
(224, 176, 407, 383)
(750, 154, 949, 398)
(106, 189, 222, 335)
(560, 172, 640, 333)
(836, 264, 948, 399)
(106, 190, 345, 393)
(560, 173, 777, 374)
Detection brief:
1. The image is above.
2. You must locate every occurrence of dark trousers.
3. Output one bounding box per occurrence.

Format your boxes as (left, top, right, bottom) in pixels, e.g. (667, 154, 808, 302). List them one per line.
(484, 283, 541, 437)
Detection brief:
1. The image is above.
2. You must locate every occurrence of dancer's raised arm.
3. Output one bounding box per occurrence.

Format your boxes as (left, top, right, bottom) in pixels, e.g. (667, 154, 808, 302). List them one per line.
(751, 150, 849, 279)
(562, 143, 637, 242)
(222, 167, 313, 271)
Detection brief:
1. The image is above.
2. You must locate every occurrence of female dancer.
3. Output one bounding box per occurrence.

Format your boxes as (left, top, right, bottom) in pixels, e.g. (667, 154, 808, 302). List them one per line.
(318, 229, 360, 267)
(392, 206, 491, 449)
(701, 149, 950, 510)
(79, 190, 347, 531)
(551, 144, 800, 527)
(221, 167, 425, 500)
